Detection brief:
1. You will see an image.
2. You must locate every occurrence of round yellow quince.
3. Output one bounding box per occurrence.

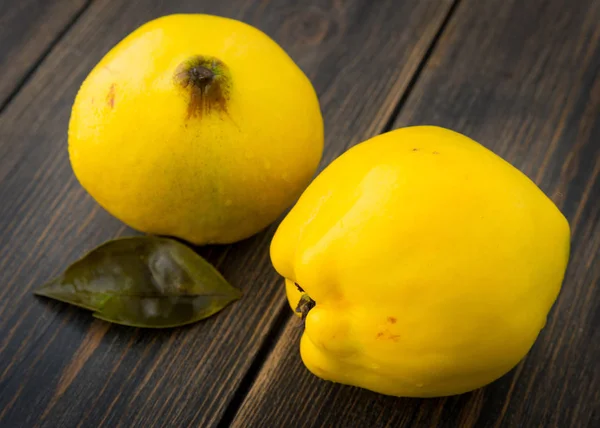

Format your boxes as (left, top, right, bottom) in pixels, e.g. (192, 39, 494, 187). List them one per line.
(271, 126, 570, 397)
(69, 14, 323, 244)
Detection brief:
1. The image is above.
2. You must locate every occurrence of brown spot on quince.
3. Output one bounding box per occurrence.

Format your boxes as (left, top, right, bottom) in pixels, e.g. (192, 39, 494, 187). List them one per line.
(106, 84, 116, 109)
(376, 329, 401, 342)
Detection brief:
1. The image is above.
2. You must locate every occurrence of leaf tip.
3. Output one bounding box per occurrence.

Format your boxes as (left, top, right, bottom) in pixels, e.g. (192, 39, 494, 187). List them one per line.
(33, 287, 49, 298)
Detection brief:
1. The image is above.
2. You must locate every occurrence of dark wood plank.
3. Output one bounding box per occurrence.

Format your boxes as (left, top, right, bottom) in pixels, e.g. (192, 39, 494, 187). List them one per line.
(0, 0, 90, 109)
(231, 0, 600, 426)
(0, 0, 455, 426)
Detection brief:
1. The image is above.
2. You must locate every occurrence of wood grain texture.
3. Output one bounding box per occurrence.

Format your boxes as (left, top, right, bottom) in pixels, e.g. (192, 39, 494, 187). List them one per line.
(231, 0, 600, 427)
(0, 0, 91, 109)
(0, 0, 454, 426)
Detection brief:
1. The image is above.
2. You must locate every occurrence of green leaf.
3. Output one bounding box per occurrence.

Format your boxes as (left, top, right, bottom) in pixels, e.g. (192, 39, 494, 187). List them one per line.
(34, 236, 241, 328)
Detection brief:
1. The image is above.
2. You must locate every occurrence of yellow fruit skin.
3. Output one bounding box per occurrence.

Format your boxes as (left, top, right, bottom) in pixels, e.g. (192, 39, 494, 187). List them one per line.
(69, 14, 323, 244)
(271, 126, 570, 397)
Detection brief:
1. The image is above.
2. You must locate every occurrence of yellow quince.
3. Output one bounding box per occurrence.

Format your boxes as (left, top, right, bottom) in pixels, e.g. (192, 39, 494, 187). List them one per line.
(69, 14, 323, 244)
(271, 126, 570, 397)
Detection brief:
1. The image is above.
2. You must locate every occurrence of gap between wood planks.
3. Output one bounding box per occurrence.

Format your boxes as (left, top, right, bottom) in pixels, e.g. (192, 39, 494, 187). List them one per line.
(0, 0, 95, 114)
(215, 0, 464, 425)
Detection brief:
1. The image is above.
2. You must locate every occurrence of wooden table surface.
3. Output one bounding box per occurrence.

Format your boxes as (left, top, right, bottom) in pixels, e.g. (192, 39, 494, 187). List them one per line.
(1, 0, 599, 426)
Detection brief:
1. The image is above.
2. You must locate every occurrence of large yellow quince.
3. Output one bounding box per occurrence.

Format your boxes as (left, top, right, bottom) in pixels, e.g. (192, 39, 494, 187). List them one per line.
(271, 126, 570, 397)
(69, 14, 323, 244)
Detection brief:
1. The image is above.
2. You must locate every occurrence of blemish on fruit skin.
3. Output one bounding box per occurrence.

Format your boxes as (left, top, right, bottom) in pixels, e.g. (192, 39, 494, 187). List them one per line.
(376, 329, 401, 342)
(433, 151, 439, 155)
(106, 84, 116, 109)
(387, 316, 397, 324)
(388, 334, 401, 342)
(412, 148, 419, 152)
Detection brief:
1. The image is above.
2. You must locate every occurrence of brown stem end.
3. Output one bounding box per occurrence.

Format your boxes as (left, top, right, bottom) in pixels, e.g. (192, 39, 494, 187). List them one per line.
(174, 56, 230, 120)
(294, 283, 316, 320)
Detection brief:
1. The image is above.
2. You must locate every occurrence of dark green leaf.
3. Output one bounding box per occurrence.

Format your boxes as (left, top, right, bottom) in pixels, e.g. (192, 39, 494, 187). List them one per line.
(34, 236, 241, 328)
